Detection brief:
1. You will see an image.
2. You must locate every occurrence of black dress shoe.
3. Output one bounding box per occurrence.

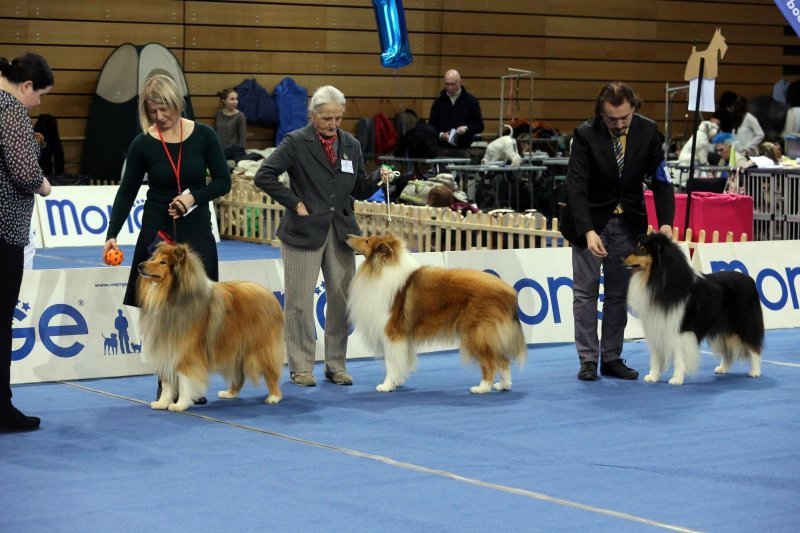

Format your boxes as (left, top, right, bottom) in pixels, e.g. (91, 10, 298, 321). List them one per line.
(0, 406, 41, 432)
(577, 361, 598, 381)
(601, 359, 639, 380)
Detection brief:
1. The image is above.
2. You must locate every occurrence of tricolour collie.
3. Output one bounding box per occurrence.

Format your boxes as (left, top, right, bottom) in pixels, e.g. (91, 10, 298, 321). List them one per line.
(137, 242, 284, 411)
(346, 234, 527, 393)
(622, 232, 763, 385)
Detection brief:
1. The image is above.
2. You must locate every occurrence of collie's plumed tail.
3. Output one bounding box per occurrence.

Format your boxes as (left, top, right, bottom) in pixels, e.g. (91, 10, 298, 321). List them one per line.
(462, 308, 527, 394)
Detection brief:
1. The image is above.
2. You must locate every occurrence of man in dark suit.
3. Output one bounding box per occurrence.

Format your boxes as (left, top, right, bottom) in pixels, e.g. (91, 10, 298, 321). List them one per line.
(561, 82, 674, 381)
(254, 85, 390, 387)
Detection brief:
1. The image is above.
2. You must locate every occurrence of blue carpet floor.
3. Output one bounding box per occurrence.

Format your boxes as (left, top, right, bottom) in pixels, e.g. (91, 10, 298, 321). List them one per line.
(2, 329, 798, 532)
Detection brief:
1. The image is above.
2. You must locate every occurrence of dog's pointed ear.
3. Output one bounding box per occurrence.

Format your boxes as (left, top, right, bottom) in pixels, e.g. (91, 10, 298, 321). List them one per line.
(377, 242, 393, 258)
(174, 244, 186, 264)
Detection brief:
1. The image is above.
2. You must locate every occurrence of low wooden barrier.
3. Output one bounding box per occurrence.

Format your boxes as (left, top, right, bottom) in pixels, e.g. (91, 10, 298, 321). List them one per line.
(214, 181, 750, 252)
(215, 179, 284, 245)
(215, 182, 566, 252)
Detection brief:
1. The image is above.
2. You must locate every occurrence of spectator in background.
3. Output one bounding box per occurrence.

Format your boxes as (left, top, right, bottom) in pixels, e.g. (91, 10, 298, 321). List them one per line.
(0, 52, 53, 431)
(782, 79, 800, 138)
(758, 137, 799, 167)
(429, 69, 484, 158)
(731, 96, 764, 156)
(712, 132, 748, 168)
(215, 88, 247, 161)
(713, 90, 738, 133)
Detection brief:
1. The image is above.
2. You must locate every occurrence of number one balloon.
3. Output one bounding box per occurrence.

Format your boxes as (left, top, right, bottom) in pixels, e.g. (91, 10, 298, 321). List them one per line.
(372, 0, 413, 69)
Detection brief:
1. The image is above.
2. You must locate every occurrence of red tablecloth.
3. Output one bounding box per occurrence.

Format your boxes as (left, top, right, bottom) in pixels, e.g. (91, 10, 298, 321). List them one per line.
(645, 191, 753, 241)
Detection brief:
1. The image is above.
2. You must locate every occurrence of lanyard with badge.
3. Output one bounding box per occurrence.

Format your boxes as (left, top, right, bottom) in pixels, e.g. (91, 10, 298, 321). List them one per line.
(157, 120, 196, 218)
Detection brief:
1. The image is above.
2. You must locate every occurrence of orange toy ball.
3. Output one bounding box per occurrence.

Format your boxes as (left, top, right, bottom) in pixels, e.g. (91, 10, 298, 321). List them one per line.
(105, 248, 124, 266)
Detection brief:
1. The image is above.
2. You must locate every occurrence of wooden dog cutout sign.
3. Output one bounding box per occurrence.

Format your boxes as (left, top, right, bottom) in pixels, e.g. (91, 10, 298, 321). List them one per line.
(684, 28, 727, 80)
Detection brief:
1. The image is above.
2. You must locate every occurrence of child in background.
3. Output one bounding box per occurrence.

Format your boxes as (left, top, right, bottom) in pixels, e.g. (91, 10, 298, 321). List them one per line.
(215, 88, 247, 160)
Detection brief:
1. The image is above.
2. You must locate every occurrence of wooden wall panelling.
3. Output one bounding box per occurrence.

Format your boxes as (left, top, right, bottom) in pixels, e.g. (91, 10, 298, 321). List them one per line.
(183, 49, 441, 77)
(0, 44, 116, 69)
(1, 20, 184, 48)
(7, 0, 184, 23)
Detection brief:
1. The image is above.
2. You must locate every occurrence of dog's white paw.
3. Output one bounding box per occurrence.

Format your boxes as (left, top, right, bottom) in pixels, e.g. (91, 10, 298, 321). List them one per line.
(168, 402, 190, 412)
(470, 382, 491, 394)
(643, 374, 659, 383)
(714, 365, 728, 375)
(150, 400, 169, 410)
(265, 394, 281, 404)
(218, 391, 235, 399)
(667, 376, 684, 386)
(492, 381, 511, 391)
(376, 383, 396, 392)
(747, 369, 762, 378)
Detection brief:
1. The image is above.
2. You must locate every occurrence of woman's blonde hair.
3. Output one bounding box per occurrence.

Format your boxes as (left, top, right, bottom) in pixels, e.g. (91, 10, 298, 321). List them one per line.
(138, 74, 185, 132)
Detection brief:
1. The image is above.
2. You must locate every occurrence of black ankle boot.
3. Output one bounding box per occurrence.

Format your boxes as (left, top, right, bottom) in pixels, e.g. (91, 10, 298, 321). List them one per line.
(0, 406, 41, 431)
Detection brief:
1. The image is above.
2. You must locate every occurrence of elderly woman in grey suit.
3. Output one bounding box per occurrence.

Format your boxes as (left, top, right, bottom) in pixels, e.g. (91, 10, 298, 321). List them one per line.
(254, 85, 391, 387)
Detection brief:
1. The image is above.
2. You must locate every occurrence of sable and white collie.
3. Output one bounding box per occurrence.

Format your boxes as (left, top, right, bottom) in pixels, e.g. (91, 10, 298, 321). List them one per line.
(137, 242, 284, 411)
(622, 233, 764, 385)
(346, 234, 527, 393)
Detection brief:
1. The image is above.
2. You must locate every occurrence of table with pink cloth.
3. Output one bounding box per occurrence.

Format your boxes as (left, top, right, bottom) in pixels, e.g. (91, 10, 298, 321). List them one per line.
(644, 190, 753, 241)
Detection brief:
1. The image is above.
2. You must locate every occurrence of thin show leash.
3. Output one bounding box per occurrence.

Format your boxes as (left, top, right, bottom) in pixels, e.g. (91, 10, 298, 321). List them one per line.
(157, 121, 186, 242)
(381, 165, 400, 223)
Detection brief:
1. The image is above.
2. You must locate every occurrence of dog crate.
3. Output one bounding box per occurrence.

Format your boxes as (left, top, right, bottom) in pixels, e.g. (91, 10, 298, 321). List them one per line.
(782, 217, 800, 240)
(742, 169, 790, 240)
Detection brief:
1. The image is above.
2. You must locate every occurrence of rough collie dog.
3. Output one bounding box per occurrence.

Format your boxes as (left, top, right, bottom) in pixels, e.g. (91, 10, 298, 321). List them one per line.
(346, 234, 527, 393)
(137, 242, 284, 411)
(622, 233, 763, 385)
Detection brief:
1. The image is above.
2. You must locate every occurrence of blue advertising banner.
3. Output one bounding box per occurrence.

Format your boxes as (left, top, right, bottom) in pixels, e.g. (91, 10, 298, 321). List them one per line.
(775, 0, 800, 37)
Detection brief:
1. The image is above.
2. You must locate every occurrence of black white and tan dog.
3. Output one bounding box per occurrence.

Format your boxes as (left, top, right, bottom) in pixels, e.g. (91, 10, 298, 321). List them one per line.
(622, 232, 764, 385)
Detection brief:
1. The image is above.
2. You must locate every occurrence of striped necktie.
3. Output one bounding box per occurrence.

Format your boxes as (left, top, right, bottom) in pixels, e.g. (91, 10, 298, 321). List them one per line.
(612, 135, 624, 177)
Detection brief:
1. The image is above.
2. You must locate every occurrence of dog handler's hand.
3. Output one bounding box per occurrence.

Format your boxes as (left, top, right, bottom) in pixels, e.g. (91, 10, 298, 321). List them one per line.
(103, 238, 119, 265)
(659, 224, 673, 239)
(379, 165, 396, 184)
(168, 193, 195, 219)
(586, 230, 607, 257)
(296, 201, 309, 216)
